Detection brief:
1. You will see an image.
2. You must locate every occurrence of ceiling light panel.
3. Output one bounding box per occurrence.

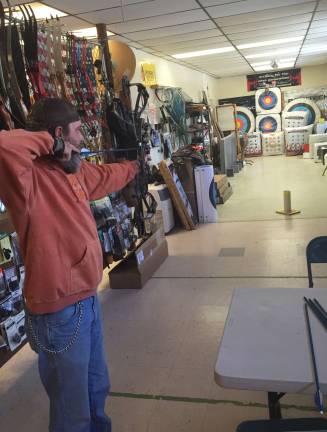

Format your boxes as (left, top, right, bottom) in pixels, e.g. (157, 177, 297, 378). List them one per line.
(97, 9, 207, 33)
(124, 20, 215, 39)
(6, 2, 67, 20)
(207, 0, 313, 19)
(44, 0, 120, 14)
(72, 27, 114, 39)
(121, 0, 199, 21)
(215, 2, 316, 26)
(172, 46, 235, 59)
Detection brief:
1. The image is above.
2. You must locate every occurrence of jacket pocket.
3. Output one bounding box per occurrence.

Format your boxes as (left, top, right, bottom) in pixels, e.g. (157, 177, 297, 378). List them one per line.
(70, 240, 103, 294)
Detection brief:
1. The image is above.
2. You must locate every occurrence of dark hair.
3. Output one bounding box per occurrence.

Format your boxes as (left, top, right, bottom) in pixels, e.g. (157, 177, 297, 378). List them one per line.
(25, 98, 80, 136)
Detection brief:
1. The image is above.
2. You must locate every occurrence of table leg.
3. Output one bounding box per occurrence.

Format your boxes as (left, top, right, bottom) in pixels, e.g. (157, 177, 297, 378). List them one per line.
(268, 392, 285, 419)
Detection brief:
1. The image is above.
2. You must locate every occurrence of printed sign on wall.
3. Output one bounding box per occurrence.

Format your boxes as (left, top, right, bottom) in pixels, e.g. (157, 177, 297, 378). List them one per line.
(247, 68, 301, 91)
(141, 63, 157, 87)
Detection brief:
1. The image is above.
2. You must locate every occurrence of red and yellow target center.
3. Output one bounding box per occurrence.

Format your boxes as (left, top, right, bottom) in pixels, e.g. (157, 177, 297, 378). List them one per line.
(236, 119, 242, 128)
(265, 121, 272, 129)
(264, 96, 272, 104)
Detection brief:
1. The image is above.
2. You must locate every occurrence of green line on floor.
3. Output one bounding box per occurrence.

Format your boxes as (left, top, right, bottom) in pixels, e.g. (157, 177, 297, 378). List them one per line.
(109, 392, 317, 413)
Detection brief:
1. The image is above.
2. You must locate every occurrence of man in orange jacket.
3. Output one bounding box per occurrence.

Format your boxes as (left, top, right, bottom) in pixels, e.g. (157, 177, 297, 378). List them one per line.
(0, 98, 139, 432)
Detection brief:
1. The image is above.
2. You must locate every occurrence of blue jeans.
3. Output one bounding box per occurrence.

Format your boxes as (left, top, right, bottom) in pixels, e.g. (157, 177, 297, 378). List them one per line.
(26, 296, 111, 432)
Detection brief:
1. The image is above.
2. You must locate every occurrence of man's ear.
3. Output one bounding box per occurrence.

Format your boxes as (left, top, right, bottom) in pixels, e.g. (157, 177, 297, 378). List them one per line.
(54, 126, 63, 138)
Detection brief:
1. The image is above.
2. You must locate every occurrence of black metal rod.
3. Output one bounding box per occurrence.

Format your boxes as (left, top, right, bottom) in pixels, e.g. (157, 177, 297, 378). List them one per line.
(303, 300, 324, 414)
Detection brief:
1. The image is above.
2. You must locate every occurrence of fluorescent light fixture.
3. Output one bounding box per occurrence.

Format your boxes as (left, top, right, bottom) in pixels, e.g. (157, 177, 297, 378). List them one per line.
(172, 46, 235, 59)
(246, 47, 300, 59)
(72, 27, 115, 39)
(5, 2, 67, 20)
(237, 36, 303, 50)
(254, 66, 273, 71)
(251, 58, 296, 67)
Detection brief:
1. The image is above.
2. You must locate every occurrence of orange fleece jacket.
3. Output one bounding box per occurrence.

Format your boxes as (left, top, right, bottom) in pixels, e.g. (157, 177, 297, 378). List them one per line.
(0, 129, 138, 313)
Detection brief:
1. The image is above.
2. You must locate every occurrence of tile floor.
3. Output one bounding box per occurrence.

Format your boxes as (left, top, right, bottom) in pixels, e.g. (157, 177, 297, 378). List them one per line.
(1, 155, 327, 431)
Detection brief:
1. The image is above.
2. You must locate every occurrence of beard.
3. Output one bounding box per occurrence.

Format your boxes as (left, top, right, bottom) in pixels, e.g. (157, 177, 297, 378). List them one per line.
(60, 152, 82, 174)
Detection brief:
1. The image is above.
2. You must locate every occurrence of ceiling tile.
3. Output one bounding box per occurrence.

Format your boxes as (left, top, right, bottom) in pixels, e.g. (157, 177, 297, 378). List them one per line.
(122, 20, 214, 38)
(44, 0, 121, 14)
(60, 16, 92, 31)
(158, 37, 229, 53)
(317, 0, 327, 11)
(77, 7, 123, 24)
(207, 0, 314, 19)
(140, 29, 222, 46)
(94, 9, 208, 33)
(215, 2, 316, 26)
(222, 14, 311, 34)
(122, 0, 199, 20)
(314, 10, 327, 20)
(229, 31, 306, 45)
(310, 19, 327, 29)
(225, 23, 309, 40)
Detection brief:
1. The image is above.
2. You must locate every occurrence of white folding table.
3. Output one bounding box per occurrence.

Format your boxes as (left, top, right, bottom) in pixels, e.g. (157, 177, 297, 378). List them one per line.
(215, 288, 327, 419)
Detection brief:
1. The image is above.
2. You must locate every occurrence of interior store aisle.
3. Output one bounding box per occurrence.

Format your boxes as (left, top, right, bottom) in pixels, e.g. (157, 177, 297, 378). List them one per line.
(1, 156, 327, 431)
(219, 155, 327, 222)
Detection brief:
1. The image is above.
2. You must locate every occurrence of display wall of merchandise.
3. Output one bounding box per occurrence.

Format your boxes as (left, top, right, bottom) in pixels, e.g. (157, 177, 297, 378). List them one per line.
(0, 233, 26, 357)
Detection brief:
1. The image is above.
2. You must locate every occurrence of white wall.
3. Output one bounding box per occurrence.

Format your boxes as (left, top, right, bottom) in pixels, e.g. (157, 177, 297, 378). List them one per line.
(131, 47, 218, 104)
(215, 64, 327, 102)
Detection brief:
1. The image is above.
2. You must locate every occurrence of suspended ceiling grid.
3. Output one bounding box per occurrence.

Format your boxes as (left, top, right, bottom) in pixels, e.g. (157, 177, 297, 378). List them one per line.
(15, 0, 327, 77)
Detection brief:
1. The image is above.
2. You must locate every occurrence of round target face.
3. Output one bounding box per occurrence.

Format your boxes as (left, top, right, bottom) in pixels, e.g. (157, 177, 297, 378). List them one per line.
(236, 113, 250, 133)
(258, 91, 278, 111)
(259, 116, 278, 133)
(236, 106, 255, 133)
(290, 104, 315, 125)
(284, 98, 321, 125)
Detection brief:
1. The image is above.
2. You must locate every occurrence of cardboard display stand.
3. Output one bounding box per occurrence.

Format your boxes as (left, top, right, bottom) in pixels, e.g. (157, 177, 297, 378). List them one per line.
(159, 160, 196, 230)
(109, 227, 168, 289)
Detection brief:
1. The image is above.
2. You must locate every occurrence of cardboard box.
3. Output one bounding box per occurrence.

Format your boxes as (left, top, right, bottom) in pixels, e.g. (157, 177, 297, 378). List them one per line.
(214, 174, 228, 190)
(109, 228, 168, 289)
(175, 159, 198, 222)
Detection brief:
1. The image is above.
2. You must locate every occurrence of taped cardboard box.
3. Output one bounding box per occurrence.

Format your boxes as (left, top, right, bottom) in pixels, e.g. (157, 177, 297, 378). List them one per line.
(109, 227, 168, 289)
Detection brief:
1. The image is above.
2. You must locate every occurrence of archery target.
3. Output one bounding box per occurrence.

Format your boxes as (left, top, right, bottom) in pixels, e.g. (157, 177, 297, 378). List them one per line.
(255, 87, 281, 114)
(236, 106, 255, 133)
(244, 132, 262, 156)
(284, 124, 314, 155)
(256, 114, 281, 133)
(262, 132, 285, 156)
(283, 98, 320, 125)
(282, 111, 309, 129)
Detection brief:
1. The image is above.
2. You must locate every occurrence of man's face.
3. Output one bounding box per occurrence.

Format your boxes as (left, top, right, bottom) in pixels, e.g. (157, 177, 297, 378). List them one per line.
(58, 120, 84, 174)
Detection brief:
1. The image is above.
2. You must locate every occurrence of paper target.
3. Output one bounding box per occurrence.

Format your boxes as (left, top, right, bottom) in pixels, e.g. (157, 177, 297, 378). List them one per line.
(283, 98, 321, 125)
(236, 106, 255, 133)
(256, 114, 281, 133)
(255, 87, 281, 114)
